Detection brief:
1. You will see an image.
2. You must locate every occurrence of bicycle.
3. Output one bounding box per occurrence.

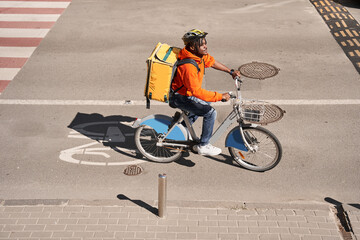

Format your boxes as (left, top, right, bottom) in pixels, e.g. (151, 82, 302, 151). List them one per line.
(133, 76, 285, 172)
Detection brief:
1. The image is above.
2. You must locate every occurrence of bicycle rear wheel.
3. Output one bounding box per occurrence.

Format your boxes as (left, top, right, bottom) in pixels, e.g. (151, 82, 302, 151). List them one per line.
(228, 126, 282, 172)
(134, 125, 183, 163)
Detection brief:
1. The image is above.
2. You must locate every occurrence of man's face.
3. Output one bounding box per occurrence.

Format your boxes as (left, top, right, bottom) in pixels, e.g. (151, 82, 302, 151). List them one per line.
(197, 38, 208, 56)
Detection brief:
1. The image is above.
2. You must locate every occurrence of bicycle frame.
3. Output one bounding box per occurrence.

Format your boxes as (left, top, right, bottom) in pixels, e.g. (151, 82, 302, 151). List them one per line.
(151, 77, 257, 152)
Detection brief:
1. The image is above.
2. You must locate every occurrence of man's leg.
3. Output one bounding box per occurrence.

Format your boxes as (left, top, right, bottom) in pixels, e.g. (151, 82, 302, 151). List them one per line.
(172, 94, 221, 156)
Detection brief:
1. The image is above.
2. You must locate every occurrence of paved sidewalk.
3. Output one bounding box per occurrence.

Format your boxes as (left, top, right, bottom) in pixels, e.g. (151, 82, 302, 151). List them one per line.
(0, 199, 349, 240)
(344, 204, 360, 240)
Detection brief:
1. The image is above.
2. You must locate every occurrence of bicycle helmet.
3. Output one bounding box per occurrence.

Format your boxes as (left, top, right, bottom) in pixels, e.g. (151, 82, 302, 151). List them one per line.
(182, 29, 208, 46)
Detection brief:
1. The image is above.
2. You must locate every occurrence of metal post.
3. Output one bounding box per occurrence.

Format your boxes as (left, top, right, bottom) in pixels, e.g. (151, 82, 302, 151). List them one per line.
(158, 174, 167, 218)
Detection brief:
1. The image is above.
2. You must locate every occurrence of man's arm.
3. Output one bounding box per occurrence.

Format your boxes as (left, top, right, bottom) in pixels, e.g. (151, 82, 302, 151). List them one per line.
(211, 60, 241, 102)
(212, 60, 241, 79)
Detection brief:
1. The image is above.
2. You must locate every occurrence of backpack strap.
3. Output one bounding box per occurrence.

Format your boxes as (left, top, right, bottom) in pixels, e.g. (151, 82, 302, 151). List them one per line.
(177, 58, 200, 72)
(172, 59, 200, 93)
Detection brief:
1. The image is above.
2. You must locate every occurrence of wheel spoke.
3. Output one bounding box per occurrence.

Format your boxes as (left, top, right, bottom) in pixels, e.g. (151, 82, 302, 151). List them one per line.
(135, 125, 183, 163)
(229, 126, 282, 171)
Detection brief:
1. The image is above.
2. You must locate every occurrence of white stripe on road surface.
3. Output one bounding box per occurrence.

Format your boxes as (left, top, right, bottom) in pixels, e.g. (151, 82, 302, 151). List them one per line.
(0, 1, 70, 8)
(0, 68, 21, 80)
(0, 14, 60, 22)
(0, 99, 359, 105)
(0, 28, 50, 38)
(0, 47, 36, 57)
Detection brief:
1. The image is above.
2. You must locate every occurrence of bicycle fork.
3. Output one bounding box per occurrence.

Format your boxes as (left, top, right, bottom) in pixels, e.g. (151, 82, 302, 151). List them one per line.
(239, 124, 258, 153)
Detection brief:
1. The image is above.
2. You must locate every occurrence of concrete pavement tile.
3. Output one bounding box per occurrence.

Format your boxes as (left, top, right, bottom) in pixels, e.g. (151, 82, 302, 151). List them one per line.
(77, 218, 98, 224)
(8, 212, 30, 218)
(249, 226, 269, 234)
(107, 212, 127, 218)
(93, 231, 115, 238)
(51, 231, 73, 238)
(73, 231, 95, 238)
(23, 223, 46, 231)
(97, 218, 117, 224)
(300, 236, 322, 240)
(16, 218, 38, 224)
(306, 216, 327, 223)
(238, 233, 259, 239)
(227, 227, 248, 233)
(187, 226, 208, 233)
(30, 231, 53, 238)
(155, 231, 176, 239)
(2, 206, 24, 212)
(258, 233, 280, 240)
(166, 225, 187, 233)
(289, 227, 311, 235)
(106, 224, 127, 231)
(196, 232, 218, 239)
(321, 237, 341, 240)
(269, 227, 290, 234)
(198, 220, 218, 226)
(30, 212, 51, 218)
(135, 231, 156, 239)
(286, 215, 307, 222)
(178, 219, 198, 226)
(85, 224, 106, 231)
(309, 228, 332, 235)
(176, 232, 197, 239)
(279, 234, 301, 240)
(218, 220, 237, 227)
(208, 226, 228, 233)
(44, 224, 66, 231)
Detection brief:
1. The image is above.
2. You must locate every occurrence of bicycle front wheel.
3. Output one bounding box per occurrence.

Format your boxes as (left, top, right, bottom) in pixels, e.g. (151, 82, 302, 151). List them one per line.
(228, 126, 282, 172)
(134, 125, 183, 163)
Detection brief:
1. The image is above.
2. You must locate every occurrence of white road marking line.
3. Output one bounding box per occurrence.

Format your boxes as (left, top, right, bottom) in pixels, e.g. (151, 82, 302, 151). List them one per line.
(0, 99, 359, 105)
(0, 28, 50, 38)
(0, 46, 36, 57)
(0, 68, 21, 80)
(0, 1, 70, 8)
(0, 14, 60, 22)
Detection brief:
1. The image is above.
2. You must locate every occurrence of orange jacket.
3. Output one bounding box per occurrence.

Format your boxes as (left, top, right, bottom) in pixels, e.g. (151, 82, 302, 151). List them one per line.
(172, 48, 223, 102)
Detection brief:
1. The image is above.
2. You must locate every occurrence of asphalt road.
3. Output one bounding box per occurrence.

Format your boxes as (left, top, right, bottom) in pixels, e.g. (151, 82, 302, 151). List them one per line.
(0, 0, 359, 205)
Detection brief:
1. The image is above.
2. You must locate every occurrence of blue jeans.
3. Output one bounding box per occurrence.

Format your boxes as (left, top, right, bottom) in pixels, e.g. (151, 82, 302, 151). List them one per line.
(170, 94, 217, 146)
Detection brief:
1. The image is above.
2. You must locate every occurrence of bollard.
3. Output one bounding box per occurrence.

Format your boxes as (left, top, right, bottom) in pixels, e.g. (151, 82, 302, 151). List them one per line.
(158, 174, 167, 218)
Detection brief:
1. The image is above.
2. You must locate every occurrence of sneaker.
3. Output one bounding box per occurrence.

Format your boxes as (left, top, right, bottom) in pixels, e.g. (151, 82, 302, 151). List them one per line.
(197, 144, 222, 156)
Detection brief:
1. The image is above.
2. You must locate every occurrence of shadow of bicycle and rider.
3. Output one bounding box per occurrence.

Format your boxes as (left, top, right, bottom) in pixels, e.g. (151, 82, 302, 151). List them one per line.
(67, 112, 247, 169)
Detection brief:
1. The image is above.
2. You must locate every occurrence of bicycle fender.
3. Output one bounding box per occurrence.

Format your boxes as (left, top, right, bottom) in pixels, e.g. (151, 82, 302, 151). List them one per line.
(225, 127, 248, 152)
(134, 114, 188, 141)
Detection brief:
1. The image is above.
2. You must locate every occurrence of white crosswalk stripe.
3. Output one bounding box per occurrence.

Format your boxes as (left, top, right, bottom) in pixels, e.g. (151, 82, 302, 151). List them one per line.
(0, 0, 72, 94)
(0, 28, 50, 38)
(0, 47, 36, 58)
(0, 1, 70, 8)
(0, 14, 61, 22)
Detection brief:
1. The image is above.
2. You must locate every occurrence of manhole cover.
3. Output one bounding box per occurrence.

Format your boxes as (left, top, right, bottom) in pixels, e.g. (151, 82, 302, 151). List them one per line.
(124, 165, 143, 176)
(238, 62, 280, 80)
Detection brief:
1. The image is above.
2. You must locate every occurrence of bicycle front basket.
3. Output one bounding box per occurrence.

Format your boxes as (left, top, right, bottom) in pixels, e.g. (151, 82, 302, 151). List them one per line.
(241, 99, 285, 125)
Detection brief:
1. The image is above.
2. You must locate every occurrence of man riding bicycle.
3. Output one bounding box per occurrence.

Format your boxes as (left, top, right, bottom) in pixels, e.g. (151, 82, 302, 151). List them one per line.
(170, 29, 241, 156)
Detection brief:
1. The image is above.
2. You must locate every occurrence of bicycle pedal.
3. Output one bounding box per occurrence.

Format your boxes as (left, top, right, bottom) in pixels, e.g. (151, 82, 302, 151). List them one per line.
(168, 112, 181, 131)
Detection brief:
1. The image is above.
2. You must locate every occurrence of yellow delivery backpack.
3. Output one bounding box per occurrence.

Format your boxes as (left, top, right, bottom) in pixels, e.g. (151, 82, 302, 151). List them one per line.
(145, 42, 199, 109)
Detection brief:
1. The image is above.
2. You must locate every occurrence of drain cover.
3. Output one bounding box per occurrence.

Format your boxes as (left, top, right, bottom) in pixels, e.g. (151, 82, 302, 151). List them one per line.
(239, 62, 280, 80)
(124, 165, 143, 176)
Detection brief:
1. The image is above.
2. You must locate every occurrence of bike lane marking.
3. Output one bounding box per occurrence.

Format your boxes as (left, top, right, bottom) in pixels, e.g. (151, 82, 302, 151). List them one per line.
(59, 121, 146, 166)
(0, 0, 71, 94)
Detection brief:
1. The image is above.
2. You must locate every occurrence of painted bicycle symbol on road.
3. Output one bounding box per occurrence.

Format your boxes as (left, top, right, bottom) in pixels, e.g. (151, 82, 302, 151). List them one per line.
(59, 113, 146, 166)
